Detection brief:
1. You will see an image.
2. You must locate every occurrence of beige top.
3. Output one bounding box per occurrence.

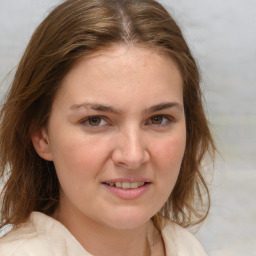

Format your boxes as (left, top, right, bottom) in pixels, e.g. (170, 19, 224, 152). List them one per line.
(0, 212, 207, 256)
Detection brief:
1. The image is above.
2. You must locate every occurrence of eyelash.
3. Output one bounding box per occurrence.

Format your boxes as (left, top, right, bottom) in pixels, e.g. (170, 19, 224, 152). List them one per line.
(147, 115, 174, 127)
(80, 116, 109, 129)
(80, 115, 174, 129)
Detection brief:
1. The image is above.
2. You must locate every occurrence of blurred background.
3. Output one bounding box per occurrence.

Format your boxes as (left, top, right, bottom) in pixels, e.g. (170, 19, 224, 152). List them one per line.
(0, 0, 255, 255)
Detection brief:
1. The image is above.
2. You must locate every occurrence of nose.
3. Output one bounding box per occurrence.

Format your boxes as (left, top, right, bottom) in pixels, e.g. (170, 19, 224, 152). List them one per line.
(111, 127, 150, 169)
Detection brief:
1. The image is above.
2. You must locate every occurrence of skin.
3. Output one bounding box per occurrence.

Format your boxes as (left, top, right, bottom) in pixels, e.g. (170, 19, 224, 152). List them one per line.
(32, 44, 186, 256)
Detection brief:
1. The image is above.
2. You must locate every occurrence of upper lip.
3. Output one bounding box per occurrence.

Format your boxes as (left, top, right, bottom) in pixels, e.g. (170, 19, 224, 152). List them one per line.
(102, 177, 152, 183)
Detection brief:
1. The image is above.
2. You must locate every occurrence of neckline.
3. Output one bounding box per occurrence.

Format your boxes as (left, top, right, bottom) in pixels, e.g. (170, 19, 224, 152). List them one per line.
(30, 211, 173, 256)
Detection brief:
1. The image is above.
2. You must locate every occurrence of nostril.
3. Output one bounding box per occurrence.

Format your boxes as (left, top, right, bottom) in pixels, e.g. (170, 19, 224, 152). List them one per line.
(111, 135, 150, 169)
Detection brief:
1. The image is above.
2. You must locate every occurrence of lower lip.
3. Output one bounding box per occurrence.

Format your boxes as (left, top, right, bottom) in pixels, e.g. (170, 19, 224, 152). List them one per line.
(102, 183, 151, 200)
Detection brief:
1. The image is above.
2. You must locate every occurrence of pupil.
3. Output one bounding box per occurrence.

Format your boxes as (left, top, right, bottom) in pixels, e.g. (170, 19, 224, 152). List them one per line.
(89, 117, 100, 126)
(152, 116, 162, 124)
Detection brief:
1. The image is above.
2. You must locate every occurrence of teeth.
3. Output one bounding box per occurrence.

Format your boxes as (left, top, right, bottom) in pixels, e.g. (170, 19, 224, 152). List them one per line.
(130, 182, 138, 189)
(122, 182, 131, 189)
(115, 182, 122, 188)
(106, 181, 146, 189)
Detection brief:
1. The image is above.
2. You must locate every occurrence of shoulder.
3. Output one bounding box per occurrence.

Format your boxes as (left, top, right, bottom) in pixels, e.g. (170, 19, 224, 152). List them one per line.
(0, 216, 50, 256)
(0, 212, 88, 256)
(161, 221, 208, 256)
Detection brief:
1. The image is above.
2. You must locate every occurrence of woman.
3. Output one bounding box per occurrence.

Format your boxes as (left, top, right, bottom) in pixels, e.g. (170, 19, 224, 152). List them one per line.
(0, 0, 215, 255)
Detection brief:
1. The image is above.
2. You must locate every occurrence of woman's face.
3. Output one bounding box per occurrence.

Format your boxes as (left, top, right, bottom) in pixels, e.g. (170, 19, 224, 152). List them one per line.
(35, 45, 186, 230)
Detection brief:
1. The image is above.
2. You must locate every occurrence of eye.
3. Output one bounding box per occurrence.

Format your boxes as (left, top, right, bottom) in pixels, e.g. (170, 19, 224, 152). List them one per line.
(88, 117, 102, 126)
(81, 116, 108, 127)
(147, 115, 173, 127)
(151, 116, 163, 124)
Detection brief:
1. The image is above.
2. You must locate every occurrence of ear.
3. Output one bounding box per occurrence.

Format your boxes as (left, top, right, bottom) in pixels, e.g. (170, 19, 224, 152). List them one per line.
(31, 128, 53, 161)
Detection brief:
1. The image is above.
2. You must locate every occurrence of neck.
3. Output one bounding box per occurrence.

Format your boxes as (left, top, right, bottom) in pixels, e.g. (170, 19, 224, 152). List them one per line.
(54, 207, 151, 256)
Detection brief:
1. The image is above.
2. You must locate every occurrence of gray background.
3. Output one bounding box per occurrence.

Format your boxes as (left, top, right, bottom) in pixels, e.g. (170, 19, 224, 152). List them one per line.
(0, 0, 255, 255)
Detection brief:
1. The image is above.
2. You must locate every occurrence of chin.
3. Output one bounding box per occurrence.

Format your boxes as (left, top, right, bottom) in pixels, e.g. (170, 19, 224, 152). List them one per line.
(102, 207, 154, 230)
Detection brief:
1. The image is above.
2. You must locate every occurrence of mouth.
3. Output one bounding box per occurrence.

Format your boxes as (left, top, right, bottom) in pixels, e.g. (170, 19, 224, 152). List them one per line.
(103, 181, 149, 189)
(102, 180, 151, 199)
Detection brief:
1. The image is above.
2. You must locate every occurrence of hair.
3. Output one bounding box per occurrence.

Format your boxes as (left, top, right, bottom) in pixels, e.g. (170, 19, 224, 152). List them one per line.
(0, 0, 215, 231)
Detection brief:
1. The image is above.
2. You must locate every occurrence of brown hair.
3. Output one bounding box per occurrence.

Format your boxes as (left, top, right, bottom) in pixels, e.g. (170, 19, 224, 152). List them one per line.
(0, 0, 215, 230)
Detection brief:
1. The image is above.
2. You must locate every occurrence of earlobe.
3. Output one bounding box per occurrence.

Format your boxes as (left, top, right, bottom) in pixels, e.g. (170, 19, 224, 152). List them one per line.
(31, 128, 53, 161)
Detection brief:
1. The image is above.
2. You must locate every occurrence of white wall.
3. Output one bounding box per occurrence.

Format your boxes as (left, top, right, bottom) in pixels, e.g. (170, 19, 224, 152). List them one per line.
(0, 0, 256, 255)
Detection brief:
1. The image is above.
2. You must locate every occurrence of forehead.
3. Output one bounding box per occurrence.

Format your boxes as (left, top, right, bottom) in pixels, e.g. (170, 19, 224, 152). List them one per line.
(54, 44, 183, 111)
(64, 44, 181, 80)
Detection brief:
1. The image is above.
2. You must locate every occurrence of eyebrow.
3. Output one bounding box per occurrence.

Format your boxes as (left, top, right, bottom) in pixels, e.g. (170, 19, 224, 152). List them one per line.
(144, 102, 183, 114)
(70, 101, 183, 114)
(70, 103, 122, 114)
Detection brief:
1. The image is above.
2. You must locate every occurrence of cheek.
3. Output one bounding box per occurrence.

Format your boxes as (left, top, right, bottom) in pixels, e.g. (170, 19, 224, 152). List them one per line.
(154, 135, 186, 167)
(50, 134, 111, 178)
(148, 135, 186, 211)
(51, 139, 109, 200)
(152, 134, 186, 192)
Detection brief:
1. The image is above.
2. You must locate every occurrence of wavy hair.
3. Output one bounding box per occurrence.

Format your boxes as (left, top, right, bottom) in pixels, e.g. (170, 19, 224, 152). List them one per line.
(0, 0, 215, 230)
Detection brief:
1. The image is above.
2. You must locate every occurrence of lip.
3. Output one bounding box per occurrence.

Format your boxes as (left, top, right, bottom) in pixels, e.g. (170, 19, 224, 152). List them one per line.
(102, 182, 151, 200)
(101, 177, 152, 200)
(102, 177, 152, 183)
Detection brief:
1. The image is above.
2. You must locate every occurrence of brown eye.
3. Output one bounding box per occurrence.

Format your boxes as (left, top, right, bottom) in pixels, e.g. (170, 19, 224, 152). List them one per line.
(88, 117, 102, 126)
(151, 116, 163, 124)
